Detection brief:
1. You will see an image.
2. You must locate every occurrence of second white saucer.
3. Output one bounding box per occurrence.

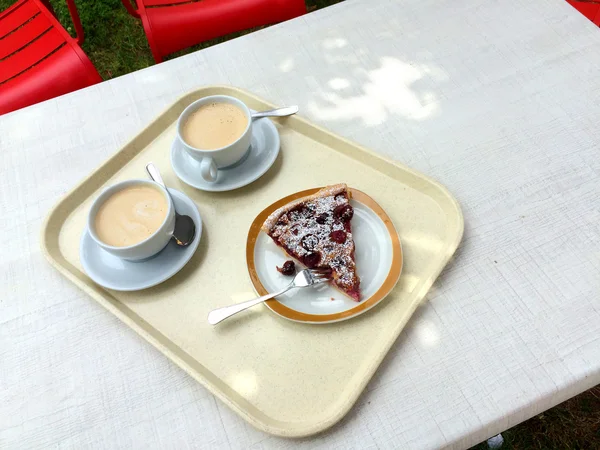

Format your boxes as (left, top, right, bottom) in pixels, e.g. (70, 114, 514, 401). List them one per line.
(171, 116, 280, 192)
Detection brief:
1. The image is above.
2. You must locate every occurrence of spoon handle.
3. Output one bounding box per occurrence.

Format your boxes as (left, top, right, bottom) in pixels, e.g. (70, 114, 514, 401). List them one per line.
(251, 105, 298, 120)
(146, 163, 166, 188)
(207, 285, 292, 325)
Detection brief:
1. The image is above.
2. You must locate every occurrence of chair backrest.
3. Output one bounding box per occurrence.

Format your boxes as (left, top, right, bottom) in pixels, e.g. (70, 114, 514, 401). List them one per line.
(0, 0, 85, 84)
(121, 0, 307, 62)
(121, 0, 190, 15)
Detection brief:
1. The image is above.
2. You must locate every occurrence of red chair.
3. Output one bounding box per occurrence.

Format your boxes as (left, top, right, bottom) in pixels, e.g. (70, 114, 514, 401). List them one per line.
(121, 0, 306, 63)
(0, 0, 102, 115)
(567, 0, 600, 26)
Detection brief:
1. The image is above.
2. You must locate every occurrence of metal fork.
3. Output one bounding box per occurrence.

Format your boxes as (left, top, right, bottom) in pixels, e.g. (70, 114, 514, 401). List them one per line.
(207, 268, 331, 325)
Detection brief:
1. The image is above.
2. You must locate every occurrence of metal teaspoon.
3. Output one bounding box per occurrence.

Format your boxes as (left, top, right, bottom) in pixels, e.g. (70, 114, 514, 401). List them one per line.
(146, 163, 196, 247)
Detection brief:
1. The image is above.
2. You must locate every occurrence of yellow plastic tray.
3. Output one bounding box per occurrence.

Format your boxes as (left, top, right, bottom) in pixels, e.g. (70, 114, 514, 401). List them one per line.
(42, 86, 464, 437)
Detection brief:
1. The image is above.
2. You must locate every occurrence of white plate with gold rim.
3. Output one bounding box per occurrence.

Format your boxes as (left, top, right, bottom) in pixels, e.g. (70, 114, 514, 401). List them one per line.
(246, 188, 403, 324)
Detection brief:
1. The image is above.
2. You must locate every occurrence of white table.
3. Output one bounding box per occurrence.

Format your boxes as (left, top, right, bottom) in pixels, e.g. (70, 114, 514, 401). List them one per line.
(2, 0, 599, 448)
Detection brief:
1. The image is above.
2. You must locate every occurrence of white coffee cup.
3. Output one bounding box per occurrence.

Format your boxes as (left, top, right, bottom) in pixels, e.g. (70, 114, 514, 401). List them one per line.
(176, 95, 253, 183)
(88, 179, 176, 261)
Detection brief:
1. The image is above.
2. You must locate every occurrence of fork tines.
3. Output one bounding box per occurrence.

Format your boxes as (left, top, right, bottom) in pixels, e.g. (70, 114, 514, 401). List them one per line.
(309, 268, 332, 279)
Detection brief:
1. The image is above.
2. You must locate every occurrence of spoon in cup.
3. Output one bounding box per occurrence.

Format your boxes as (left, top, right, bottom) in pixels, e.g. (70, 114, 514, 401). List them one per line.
(146, 163, 196, 247)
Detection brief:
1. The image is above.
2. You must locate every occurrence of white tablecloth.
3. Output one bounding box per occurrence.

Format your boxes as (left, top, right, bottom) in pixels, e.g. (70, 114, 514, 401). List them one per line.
(2, 0, 599, 448)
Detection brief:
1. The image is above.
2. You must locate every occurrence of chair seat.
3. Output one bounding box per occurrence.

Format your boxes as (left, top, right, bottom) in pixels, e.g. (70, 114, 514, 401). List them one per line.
(0, 0, 101, 115)
(135, 0, 306, 62)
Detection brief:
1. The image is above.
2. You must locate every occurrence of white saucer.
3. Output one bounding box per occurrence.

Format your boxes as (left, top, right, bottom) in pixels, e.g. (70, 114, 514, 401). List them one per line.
(80, 189, 202, 291)
(170, 115, 280, 192)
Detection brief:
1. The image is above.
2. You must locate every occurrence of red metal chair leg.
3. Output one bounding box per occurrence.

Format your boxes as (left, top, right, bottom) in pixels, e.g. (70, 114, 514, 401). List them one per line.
(65, 0, 85, 44)
(120, 0, 140, 18)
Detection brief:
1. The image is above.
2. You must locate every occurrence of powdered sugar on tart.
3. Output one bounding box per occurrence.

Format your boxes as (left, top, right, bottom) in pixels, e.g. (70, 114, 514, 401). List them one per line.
(262, 184, 361, 301)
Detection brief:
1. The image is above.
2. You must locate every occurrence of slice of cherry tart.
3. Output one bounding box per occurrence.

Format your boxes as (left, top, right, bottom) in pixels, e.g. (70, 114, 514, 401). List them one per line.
(262, 184, 361, 301)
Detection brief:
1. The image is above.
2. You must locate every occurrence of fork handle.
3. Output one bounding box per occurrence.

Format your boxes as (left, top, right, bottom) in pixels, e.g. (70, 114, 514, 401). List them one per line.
(208, 286, 290, 325)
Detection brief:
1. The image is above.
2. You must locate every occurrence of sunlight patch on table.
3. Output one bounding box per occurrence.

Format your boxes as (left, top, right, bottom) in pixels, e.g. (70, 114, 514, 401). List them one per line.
(279, 57, 295, 73)
(328, 78, 351, 90)
(308, 57, 443, 126)
(322, 37, 348, 49)
(415, 319, 440, 347)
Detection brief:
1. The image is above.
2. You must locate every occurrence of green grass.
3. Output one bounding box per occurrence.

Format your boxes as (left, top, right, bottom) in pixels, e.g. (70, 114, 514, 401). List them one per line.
(470, 386, 600, 450)
(2, 0, 598, 448)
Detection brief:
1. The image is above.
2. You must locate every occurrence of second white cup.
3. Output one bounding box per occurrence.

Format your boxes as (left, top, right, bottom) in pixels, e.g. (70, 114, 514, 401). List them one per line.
(176, 95, 253, 183)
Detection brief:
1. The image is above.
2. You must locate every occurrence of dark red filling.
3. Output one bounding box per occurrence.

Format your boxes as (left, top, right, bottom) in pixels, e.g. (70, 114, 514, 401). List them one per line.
(334, 204, 354, 222)
(276, 260, 296, 276)
(330, 230, 347, 244)
(303, 252, 321, 268)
